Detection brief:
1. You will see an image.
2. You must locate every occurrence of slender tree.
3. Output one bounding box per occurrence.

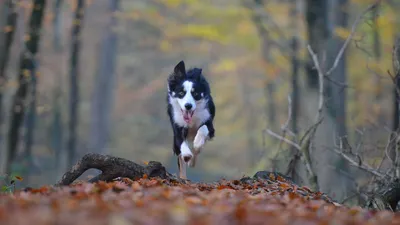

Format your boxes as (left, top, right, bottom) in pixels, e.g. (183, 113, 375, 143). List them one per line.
(23, 62, 37, 167)
(0, 0, 18, 173)
(88, 0, 119, 155)
(6, 0, 46, 175)
(51, 89, 63, 168)
(329, 0, 348, 138)
(393, 36, 400, 132)
(53, 0, 63, 51)
(0, 0, 17, 100)
(286, 0, 300, 181)
(67, 0, 85, 167)
(372, 3, 383, 119)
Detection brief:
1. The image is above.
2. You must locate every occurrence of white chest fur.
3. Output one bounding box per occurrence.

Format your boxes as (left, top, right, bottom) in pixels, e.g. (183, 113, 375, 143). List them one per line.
(169, 97, 211, 130)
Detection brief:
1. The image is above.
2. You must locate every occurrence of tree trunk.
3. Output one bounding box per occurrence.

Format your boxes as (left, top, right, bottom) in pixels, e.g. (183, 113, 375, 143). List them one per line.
(329, 0, 348, 138)
(305, 0, 329, 88)
(50, 88, 63, 169)
(6, 0, 46, 175)
(304, 0, 353, 200)
(52, 0, 63, 51)
(372, 3, 383, 122)
(0, 0, 18, 173)
(88, 0, 119, 155)
(242, 0, 276, 168)
(67, 0, 85, 167)
(0, 0, 17, 102)
(23, 62, 37, 167)
(287, 0, 301, 182)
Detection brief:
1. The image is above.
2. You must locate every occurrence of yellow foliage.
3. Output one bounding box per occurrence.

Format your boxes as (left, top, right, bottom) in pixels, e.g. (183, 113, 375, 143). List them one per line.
(161, 0, 183, 8)
(177, 24, 228, 44)
(159, 40, 172, 52)
(211, 59, 237, 73)
(334, 27, 361, 40)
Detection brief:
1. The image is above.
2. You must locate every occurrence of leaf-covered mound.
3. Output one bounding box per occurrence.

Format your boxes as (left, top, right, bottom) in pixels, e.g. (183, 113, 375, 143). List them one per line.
(0, 176, 398, 225)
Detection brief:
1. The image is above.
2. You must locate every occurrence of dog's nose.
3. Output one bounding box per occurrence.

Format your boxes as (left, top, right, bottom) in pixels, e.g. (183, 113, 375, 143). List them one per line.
(184, 103, 192, 110)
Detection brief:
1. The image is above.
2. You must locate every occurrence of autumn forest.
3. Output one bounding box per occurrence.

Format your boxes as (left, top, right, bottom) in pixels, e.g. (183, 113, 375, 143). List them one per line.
(2, 0, 400, 224)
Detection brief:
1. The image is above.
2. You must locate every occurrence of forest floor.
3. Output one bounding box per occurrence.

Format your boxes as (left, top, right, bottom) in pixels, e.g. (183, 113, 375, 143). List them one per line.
(0, 175, 399, 225)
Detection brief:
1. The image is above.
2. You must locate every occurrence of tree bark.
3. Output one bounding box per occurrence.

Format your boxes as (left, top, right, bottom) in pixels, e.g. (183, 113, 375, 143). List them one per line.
(6, 0, 46, 175)
(88, 0, 119, 155)
(67, 0, 85, 167)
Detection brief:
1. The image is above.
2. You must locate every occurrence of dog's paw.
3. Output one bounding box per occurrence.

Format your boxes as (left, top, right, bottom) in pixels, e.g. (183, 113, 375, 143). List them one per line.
(194, 125, 209, 151)
(182, 154, 193, 163)
(180, 142, 193, 163)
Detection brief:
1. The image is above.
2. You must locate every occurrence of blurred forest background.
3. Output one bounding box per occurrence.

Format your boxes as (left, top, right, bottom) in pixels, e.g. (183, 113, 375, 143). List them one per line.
(1, 0, 400, 204)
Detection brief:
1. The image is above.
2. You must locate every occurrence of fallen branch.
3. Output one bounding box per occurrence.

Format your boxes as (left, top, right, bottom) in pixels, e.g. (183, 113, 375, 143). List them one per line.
(56, 153, 182, 186)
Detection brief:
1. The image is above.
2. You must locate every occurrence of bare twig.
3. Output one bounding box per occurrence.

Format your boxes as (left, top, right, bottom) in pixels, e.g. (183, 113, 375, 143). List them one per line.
(331, 147, 384, 178)
(307, 45, 324, 123)
(264, 129, 301, 150)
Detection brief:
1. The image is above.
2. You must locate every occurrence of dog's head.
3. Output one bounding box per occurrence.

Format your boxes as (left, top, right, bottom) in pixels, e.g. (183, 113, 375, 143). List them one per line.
(168, 61, 210, 123)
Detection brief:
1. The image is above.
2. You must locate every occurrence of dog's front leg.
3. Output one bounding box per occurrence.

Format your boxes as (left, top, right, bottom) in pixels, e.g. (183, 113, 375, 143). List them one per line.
(189, 126, 208, 168)
(193, 125, 209, 153)
(179, 141, 193, 178)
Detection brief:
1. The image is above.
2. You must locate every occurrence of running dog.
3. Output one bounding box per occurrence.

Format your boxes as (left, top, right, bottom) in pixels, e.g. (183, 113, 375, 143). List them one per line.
(167, 60, 215, 179)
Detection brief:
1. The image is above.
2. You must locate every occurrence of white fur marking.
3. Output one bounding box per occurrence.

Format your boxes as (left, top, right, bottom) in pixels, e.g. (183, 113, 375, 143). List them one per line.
(193, 125, 209, 154)
(180, 141, 193, 162)
(177, 81, 196, 111)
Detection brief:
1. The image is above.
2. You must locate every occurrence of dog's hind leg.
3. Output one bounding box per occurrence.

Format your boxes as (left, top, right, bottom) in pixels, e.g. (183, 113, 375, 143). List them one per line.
(188, 153, 198, 168)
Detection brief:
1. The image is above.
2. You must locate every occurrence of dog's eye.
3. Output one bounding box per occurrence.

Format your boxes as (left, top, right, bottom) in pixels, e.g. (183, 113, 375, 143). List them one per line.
(178, 91, 185, 96)
(192, 92, 198, 97)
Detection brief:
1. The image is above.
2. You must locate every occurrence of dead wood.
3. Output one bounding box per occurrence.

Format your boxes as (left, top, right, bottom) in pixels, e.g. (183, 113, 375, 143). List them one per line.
(56, 153, 182, 186)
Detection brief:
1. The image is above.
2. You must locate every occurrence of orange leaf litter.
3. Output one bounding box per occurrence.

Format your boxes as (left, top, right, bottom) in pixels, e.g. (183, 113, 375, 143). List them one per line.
(0, 176, 399, 225)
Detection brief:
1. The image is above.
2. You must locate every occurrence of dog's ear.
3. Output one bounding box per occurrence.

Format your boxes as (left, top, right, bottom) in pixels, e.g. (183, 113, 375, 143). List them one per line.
(174, 60, 186, 77)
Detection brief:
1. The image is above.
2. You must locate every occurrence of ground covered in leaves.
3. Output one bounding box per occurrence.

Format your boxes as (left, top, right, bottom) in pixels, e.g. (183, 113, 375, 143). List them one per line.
(0, 175, 399, 225)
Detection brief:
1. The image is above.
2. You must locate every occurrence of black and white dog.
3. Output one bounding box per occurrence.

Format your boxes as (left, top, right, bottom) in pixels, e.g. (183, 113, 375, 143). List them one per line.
(167, 61, 215, 179)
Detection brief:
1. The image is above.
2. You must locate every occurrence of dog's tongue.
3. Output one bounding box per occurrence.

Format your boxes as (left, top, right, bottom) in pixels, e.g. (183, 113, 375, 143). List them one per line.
(183, 111, 193, 123)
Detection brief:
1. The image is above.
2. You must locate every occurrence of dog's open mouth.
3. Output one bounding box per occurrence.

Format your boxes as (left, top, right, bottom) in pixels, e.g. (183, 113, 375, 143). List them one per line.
(182, 110, 194, 123)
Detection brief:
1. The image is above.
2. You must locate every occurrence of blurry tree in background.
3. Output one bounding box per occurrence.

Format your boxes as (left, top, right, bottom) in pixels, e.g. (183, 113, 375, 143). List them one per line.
(6, 0, 46, 175)
(1, 0, 400, 206)
(0, 0, 18, 173)
(67, 0, 85, 167)
(88, 0, 119, 156)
